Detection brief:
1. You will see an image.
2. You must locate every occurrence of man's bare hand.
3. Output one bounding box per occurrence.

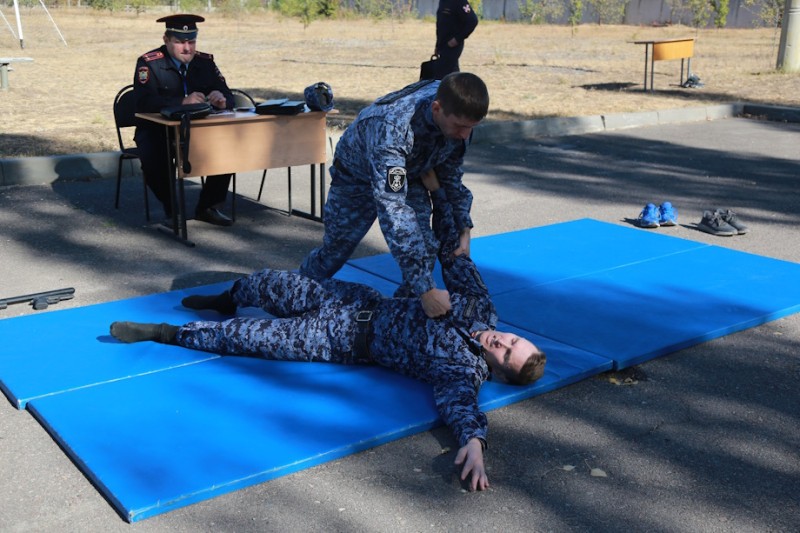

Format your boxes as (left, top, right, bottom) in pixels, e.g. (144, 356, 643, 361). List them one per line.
(207, 90, 227, 109)
(183, 91, 206, 105)
(448, 37, 459, 48)
(455, 438, 489, 491)
(421, 169, 440, 192)
(420, 288, 451, 318)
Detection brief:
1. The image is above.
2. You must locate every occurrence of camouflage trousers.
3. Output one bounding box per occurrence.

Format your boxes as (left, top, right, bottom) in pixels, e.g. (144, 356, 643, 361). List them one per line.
(299, 169, 438, 295)
(175, 269, 383, 363)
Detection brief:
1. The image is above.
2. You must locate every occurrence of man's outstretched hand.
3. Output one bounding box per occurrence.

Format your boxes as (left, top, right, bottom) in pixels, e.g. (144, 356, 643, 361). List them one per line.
(455, 438, 489, 491)
(421, 288, 451, 318)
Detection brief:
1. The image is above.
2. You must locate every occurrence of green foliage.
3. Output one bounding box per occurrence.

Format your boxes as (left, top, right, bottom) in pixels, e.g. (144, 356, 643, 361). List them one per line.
(215, 0, 263, 16)
(470, 0, 484, 18)
(711, 0, 729, 27)
(742, 0, 784, 28)
(275, 0, 321, 27)
(316, 0, 338, 17)
(177, 0, 210, 13)
(128, 0, 158, 14)
(517, 0, 565, 24)
(351, 0, 394, 19)
(685, 0, 713, 27)
(568, 0, 583, 28)
(86, 0, 118, 11)
(587, 0, 628, 24)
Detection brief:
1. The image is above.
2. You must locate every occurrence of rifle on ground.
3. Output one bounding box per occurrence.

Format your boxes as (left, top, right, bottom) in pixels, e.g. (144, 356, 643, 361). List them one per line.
(0, 288, 75, 311)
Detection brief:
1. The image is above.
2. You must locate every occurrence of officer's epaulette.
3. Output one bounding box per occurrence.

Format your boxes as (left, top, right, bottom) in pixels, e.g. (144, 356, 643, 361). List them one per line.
(195, 51, 214, 60)
(375, 79, 436, 105)
(141, 50, 164, 62)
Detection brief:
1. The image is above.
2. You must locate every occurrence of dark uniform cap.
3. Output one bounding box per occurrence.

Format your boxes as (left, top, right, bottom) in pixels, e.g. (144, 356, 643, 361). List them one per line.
(157, 13, 204, 40)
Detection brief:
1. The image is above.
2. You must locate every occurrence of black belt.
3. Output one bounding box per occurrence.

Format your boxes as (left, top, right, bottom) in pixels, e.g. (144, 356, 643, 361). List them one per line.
(352, 307, 376, 364)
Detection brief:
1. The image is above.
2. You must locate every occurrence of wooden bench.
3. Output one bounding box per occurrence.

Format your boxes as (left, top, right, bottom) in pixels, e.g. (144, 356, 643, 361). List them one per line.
(0, 57, 33, 90)
(632, 38, 694, 92)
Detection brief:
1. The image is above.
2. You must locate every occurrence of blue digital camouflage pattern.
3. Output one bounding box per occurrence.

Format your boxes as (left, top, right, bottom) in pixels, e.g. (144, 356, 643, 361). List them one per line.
(176, 191, 496, 447)
(300, 80, 474, 297)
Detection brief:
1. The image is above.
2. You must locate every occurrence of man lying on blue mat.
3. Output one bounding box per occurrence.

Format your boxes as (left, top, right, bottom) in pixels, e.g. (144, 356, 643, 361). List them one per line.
(110, 189, 546, 491)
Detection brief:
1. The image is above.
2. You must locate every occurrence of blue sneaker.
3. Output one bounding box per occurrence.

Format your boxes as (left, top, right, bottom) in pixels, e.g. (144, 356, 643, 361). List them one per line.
(659, 202, 678, 226)
(637, 203, 660, 228)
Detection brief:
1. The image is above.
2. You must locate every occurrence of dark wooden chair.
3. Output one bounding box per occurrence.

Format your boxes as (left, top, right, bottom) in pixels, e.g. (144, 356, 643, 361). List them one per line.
(113, 84, 150, 220)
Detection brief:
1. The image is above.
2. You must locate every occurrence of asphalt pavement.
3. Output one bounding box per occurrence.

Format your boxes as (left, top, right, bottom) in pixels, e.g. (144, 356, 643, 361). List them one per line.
(1, 112, 799, 532)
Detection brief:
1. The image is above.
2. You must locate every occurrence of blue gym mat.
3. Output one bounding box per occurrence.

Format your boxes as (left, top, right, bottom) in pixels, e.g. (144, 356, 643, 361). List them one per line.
(3, 218, 800, 521)
(348, 219, 800, 368)
(0, 282, 230, 409)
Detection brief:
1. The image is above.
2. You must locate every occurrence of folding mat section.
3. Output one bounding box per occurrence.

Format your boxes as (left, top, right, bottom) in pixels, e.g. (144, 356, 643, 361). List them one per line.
(346, 218, 708, 295)
(27, 332, 609, 522)
(0, 282, 233, 409)
(347, 218, 800, 369)
(0, 268, 399, 410)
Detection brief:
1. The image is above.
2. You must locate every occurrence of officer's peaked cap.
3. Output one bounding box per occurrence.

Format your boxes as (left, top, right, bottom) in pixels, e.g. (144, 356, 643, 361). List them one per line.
(157, 14, 204, 40)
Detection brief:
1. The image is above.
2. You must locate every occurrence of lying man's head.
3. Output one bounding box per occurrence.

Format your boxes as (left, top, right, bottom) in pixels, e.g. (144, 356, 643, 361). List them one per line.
(474, 330, 546, 385)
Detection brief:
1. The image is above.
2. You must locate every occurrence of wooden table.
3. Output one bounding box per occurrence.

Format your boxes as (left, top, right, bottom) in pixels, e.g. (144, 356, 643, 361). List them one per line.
(632, 38, 694, 92)
(136, 110, 329, 245)
(0, 57, 33, 90)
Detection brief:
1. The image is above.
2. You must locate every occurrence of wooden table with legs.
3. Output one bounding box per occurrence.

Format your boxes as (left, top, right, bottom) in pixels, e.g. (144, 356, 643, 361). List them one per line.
(632, 38, 695, 92)
(135, 110, 329, 246)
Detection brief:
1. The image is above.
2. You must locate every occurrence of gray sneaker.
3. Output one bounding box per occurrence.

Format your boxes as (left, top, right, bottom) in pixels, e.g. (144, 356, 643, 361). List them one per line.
(697, 210, 737, 236)
(717, 208, 749, 235)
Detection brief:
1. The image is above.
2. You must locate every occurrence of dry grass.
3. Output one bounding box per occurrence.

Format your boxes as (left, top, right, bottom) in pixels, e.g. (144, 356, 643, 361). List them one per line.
(1, 8, 798, 157)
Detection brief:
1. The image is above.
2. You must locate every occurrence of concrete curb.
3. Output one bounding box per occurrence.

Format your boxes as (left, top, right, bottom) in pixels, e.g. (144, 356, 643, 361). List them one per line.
(1, 103, 797, 187)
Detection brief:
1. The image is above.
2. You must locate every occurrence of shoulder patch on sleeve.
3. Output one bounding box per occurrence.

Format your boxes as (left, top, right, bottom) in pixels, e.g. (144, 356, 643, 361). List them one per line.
(141, 51, 164, 62)
(385, 167, 407, 193)
(137, 66, 150, 84)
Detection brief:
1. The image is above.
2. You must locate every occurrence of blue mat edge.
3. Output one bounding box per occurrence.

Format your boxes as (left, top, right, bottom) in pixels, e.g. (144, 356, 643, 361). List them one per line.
(614, 304, 800, 369)
(27, 388, 440, 522)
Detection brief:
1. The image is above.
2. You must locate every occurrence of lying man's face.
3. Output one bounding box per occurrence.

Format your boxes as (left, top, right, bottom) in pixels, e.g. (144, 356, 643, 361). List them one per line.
(475, 330, 545, 384)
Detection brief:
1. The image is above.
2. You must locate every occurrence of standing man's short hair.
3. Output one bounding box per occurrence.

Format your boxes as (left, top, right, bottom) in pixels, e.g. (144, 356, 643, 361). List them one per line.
(436, 72, 489, 122)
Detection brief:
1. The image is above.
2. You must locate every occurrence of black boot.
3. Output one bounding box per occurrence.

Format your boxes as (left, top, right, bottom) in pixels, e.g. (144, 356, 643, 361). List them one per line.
(110, 322, 178, 344)
(181, 290, 236, 314)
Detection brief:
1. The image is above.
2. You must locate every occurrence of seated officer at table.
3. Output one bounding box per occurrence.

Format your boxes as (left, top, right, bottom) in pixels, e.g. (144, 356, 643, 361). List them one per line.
(133, 14, 235, 227)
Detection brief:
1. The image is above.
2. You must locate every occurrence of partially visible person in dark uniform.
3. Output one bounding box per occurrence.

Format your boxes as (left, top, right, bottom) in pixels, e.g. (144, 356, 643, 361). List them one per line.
(109, 188, 547, 492)
(133, 14, 235, 227)
(300, 73, 489, 319)
(434, 0, 479, 79)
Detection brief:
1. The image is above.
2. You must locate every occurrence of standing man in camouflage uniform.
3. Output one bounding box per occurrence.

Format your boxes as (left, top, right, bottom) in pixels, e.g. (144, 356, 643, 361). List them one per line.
(434, 0, 479, 79)
(300, 73, 489, 318)
(133, 14, 235, 226)
(110, 190, 546, 492)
